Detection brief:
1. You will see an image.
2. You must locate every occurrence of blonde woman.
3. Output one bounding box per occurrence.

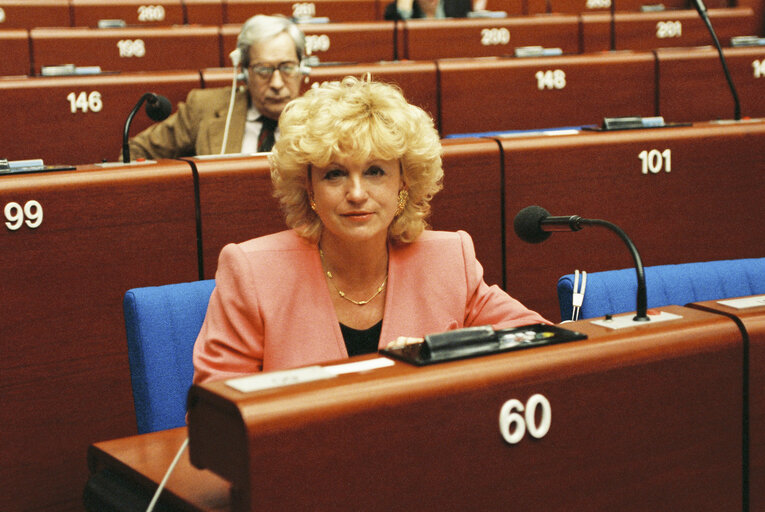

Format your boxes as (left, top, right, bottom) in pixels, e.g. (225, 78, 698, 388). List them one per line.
(193, 77, 547, 383)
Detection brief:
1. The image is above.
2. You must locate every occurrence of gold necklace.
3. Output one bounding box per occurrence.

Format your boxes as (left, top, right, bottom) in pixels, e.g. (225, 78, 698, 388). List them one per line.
(319, 249, 388, 306)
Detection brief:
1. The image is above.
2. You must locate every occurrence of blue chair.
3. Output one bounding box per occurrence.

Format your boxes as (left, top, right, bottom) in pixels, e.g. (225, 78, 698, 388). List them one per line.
(123, 279, 216, 434)
(557, 257, 765, 321)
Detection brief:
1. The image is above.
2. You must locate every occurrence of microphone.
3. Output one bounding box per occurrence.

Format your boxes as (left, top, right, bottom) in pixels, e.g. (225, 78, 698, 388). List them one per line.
(122, 92, 172, 163)
(514, 205, 650, 321)
(691, 0, 741, 121)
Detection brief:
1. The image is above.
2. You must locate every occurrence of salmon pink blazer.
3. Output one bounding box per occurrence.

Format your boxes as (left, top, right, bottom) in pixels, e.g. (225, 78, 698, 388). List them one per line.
(193, 229, 548, 383)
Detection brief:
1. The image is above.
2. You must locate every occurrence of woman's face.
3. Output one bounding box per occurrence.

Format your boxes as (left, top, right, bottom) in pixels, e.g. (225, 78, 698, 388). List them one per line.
(310, 156, 403, 247)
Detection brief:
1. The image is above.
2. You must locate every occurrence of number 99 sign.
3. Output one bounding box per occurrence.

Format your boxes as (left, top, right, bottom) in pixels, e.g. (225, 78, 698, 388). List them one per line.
(4, 200, 44, 231)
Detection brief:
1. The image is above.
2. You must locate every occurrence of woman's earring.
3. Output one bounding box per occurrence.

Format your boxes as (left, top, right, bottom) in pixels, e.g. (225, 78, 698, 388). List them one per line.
(310, 198, 318, 212)
(395, 190, 408, 216)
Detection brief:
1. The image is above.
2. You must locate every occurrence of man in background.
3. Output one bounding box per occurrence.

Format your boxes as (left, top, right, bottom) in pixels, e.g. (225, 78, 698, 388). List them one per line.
(126, 15, 305, 159)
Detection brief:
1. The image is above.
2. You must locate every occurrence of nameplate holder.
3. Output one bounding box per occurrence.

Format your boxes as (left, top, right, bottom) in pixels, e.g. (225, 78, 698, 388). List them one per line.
(382, 324, 587, 366)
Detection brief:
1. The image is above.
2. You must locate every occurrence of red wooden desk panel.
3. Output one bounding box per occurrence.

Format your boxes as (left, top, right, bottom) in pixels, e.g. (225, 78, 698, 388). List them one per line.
(303, 60, 439, 129)
(0, 71, 201, 165)
(0, 161, 199, 511)
(0, 28, 30, 76)
(223, 0, 380, 23)
(738, 0, 764, 35)
(0, 0, 71, 29)
(185, 0, 225, 25)
(581, 7, 758, 52)
(302, 21, 396, 63)
(689, 296, 765, 511)
(188, 306, 742, 511)
(498, 120, 765, 321)
(30, 25, 220, 74)
(657, 46, 765, 123)
(431, 138, 504, 288)
(189, 155, 285, 279)
(402, 15, 581, 60)
(220, 21, 396, 64)
(71, 0, 185, 27)
(438, 51, 656, 135)
(528, 0, 690, 14)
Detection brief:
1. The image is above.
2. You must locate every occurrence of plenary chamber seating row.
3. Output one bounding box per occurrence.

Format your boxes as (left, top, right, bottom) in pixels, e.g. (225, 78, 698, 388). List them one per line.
(2, 119, 764, 511)
(87, 299, 765, 511)
(0, 8, 759, 77)
(2, 44, 765, 165)
(0, 0, 375, 28)
(0, 0, 742, 29)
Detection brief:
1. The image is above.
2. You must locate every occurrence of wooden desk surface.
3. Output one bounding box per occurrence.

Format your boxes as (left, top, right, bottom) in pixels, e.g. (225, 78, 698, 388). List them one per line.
(87, 427, 231, 512)
(188, 305, 744, 511)
(688, 296, 765, 512)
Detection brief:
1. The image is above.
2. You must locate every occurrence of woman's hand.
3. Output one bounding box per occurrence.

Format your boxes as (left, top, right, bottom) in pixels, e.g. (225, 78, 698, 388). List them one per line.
(385, 336, 423, 349)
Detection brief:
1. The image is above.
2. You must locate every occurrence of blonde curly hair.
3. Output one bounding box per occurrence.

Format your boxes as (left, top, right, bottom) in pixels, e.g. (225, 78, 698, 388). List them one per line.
(270, 76, 443, 244)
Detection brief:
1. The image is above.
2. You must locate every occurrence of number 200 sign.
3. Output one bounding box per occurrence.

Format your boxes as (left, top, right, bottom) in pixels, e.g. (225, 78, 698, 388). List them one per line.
(499, 394, 551, 444)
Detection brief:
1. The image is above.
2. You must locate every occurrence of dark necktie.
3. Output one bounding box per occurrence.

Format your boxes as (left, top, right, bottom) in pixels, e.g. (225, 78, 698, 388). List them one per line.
(257, 116, 277, 152)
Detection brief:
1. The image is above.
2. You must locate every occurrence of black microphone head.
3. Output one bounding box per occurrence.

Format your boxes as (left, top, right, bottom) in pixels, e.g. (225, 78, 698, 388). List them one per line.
(145, 93, 172, 121)
(514, 205, 552, 244)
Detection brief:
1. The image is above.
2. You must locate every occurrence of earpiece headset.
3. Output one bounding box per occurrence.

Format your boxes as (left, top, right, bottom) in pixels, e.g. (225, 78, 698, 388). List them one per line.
(219, 46, 311, 154)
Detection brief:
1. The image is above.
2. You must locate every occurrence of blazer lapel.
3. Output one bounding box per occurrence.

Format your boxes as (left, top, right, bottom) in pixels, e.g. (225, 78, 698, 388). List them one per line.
(203, 89, 248, 155)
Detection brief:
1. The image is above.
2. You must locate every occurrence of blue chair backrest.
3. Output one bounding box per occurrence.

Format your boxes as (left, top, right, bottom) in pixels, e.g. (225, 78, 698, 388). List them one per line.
(123, 279, 216, 433)
(557, 257, 765, 321)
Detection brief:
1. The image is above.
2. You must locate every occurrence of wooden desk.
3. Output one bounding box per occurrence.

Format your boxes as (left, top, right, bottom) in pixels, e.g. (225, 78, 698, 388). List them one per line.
(86, 427, 230, 512)
(402, 15, 581, 60)
(223, 0, 380, 23)
(184, 0, 224, 25)
(86, 306, 744, 511)
(0, 70, 201, 165)
(0, 0, 71, 29)
(219, 21, 397, 65)
(30, 25, 221, 74)
(689, 295, 765, 511)
(497, 120, 765, 321)
(656, 46, 765, 123)
(581, 7, 758, 52)
(528, 0, 689, 14)
(0, 28, 30, 76)
(185, 154, 284, 279)
(438, 51, 656, 135)
(1, 161, 200, 511)
(70, 0, 185, 27)
(185, 305, 743, 511)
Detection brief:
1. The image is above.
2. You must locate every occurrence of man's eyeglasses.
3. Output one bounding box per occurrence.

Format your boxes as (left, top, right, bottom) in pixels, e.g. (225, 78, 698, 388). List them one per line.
(248, 62, 300, 79)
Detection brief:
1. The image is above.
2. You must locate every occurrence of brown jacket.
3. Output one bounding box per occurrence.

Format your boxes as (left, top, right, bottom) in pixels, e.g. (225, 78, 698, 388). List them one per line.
(127, 86, 248, 160)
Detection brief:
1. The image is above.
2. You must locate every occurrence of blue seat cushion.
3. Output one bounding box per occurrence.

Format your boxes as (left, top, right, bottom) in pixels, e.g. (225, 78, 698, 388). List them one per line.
(557, 258, 765, 321)
(123, 279, 215, 433)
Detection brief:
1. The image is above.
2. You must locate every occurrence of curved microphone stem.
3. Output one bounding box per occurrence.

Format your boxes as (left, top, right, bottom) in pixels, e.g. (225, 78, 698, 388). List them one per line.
(694, 0, 741, 121)
(122, 93, 153, 163)
(582, 218, 650, 322)
(609, 0, 616, 51)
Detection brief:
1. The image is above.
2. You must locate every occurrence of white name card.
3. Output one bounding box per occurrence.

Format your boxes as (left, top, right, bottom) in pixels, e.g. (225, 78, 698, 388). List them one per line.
(717, 295, 765, 309)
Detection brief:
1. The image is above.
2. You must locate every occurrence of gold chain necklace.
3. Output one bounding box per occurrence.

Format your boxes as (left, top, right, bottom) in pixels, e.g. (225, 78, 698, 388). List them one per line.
(319, 249, 388, 306)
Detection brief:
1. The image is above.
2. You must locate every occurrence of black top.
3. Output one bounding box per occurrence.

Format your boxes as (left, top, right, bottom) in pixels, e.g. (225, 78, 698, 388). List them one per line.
(340, 320, 383, 356)
(383, 0, 472, 19)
